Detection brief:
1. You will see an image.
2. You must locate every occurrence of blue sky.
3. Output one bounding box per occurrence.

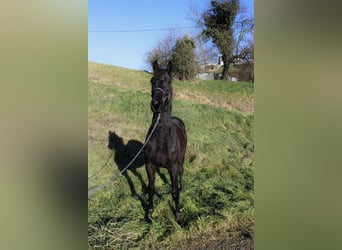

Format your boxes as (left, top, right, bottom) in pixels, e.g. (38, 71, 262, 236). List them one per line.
(88, 0, 254, 70)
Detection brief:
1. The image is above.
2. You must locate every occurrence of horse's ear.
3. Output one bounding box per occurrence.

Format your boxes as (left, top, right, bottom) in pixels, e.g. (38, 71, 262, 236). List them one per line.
(152, 60, 159, 72)
(167, 61, 172, 74)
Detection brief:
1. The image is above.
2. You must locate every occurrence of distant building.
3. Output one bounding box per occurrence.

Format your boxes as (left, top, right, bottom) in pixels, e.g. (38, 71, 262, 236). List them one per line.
(218, 56, 224, 66)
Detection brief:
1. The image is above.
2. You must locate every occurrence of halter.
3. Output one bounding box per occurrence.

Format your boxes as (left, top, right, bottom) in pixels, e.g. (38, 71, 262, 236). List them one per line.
(151, 86, 170, 114)
(153, 87, 169, 98)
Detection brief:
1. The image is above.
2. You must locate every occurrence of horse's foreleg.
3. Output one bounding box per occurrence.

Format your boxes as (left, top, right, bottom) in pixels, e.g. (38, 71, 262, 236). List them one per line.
(146, 163, 156, 220)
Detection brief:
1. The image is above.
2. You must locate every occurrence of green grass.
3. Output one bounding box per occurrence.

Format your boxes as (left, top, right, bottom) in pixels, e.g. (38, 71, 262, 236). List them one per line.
(88, 62, 254, 249)
(175, 79, 254, 94)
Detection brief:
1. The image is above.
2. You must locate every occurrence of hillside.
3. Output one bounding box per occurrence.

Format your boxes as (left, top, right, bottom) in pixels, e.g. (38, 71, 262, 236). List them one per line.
(88, 62, 254, 249)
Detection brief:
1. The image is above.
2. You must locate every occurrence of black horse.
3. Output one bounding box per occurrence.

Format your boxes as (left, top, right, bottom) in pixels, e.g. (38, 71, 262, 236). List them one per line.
(107, 131, 168, 199)
(144, 61, 187, 223)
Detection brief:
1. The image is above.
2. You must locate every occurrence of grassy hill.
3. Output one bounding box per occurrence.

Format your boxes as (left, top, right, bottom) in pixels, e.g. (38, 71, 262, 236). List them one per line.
(88, 62, 254, 249)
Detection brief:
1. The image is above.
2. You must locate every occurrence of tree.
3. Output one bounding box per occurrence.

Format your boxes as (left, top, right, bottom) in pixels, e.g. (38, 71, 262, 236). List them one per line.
(202, 0, 240, 80)
(189, 0, 254, 80)
(171, 35, 197, 81)
(145, 31, 198, 81)
(232, 7, 254, 64)
(195, 35, 219, 66)
(231, 10, 254, 82)
(145, 30, 180, 70)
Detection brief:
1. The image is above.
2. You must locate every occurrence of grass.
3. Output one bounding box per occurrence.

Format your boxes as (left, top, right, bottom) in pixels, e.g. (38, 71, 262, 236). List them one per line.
(88, 62, 254, 249)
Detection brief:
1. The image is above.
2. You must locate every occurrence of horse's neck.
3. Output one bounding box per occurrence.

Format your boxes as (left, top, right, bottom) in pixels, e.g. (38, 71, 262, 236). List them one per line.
(152, 108, 172, 125)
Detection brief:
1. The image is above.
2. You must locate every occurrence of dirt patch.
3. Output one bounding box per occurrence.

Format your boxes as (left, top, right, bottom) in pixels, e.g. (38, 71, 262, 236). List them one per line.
(174, 91, 254, 113)
(180, 222, 254, 250)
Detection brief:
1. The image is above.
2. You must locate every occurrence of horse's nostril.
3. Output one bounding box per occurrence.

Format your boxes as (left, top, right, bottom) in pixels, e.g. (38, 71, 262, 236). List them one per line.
(151, 102, 158, 112)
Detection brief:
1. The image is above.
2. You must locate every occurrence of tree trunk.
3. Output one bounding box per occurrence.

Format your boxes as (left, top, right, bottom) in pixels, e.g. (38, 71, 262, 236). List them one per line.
(221, 54, 230, 80)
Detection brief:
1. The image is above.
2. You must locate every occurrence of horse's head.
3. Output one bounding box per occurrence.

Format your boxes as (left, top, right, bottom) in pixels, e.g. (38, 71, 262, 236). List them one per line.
(150, 60, 173, 113)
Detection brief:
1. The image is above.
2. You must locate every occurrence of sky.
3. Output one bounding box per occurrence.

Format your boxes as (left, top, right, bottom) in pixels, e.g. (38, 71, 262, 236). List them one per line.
(88, 0, 254, 71)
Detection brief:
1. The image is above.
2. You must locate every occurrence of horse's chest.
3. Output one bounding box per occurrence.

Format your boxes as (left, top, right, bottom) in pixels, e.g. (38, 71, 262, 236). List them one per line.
(145, 130, 178, 166)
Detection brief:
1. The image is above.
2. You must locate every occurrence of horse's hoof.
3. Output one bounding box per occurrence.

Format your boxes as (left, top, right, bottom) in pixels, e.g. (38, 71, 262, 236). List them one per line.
(145, 209, 153, 223)
(175, 212, 181, 223)
(145, 215, 153, 223)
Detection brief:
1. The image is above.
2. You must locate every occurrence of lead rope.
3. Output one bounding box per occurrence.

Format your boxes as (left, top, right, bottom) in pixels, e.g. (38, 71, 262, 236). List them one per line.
(88, 150, 114, 179)
(88, 113, 161, 198)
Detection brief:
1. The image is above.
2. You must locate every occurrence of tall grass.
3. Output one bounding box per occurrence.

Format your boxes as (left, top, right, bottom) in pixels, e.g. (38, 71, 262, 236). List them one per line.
(88, 62, 254, 249)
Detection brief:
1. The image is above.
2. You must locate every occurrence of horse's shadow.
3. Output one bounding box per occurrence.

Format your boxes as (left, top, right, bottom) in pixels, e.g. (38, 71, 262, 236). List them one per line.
(107, 131, 168, 208)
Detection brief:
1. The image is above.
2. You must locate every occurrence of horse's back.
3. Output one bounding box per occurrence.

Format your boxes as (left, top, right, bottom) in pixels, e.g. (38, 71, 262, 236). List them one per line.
(172, 116, 186, 135)
(171, 116, 187, 154)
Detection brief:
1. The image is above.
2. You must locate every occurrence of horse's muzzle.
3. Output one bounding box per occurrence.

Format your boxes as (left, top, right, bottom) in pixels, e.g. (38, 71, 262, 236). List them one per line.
(150, 102, 160, 113)
(151, 90, 169, 113)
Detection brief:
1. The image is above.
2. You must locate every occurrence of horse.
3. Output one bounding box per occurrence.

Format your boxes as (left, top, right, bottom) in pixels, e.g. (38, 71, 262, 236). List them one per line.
(144, 60, 187, 223)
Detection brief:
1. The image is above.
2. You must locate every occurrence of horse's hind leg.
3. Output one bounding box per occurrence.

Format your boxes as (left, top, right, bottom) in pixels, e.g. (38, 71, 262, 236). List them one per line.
(145, 162, 156, 220)
(179, 164, 184, 191)
(169, 166, 181, 222)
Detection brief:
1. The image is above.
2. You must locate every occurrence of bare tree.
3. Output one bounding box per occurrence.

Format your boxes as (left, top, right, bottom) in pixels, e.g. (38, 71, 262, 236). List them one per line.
(144, 29, 180, 70)
(189, 1, 218, 66)
(195, 35, 219, 66)
(231, 5, 254, 64)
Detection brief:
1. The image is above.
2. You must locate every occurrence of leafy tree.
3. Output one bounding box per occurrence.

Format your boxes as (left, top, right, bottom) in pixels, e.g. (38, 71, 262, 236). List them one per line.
(202, 0, 240, 80)
(171, 35, 197, 81)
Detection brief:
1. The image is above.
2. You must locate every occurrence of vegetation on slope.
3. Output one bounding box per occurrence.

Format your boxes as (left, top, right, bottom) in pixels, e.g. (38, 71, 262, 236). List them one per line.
(88, 62, 254, 249)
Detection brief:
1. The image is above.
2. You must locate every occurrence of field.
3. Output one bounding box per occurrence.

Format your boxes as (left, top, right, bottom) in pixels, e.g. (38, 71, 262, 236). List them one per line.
(88, 62, 254, 249)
